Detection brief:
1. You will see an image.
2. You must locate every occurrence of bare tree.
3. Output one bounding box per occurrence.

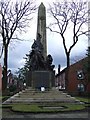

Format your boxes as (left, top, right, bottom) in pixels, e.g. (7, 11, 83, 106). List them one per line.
(0, 44, 3, 59)
(0, 0, 36, 91)
(48, 0, 89, 90)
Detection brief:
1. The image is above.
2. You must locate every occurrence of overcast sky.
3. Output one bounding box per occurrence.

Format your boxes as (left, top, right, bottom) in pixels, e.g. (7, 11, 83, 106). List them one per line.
(0, 0, 88, 74)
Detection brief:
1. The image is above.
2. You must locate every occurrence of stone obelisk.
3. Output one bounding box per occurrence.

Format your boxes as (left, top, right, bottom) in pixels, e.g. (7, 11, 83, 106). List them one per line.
(36, 2, 47, 59)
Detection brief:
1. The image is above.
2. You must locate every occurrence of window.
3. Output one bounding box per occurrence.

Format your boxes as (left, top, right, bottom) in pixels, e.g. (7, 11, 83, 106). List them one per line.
(77, 84, 84, 92)
(77, 70, 84, 80)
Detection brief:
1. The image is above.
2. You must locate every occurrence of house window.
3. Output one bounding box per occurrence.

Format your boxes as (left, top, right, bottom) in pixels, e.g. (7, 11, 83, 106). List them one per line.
(77, 70, 84, 80)
(77, 84, 84, 92)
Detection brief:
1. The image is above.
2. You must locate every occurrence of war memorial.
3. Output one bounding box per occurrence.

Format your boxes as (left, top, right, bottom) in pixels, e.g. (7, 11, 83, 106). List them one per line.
(26, 2, 55, 90)
(2, 2, 82, 104)
(2, 3, 88, 119)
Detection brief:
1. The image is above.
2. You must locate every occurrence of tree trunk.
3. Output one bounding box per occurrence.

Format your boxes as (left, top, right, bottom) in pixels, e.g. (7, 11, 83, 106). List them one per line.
(2, 45, 8, 92)
(65, 52, 70, 91)
(67, 52, 70, 68)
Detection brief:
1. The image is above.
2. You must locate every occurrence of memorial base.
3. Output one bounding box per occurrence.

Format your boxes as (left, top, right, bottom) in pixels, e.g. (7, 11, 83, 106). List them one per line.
(26, 71, 55, 90)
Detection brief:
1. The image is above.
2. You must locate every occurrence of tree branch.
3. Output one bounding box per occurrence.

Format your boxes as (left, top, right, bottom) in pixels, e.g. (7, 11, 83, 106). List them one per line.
(47, 27, 60, 34)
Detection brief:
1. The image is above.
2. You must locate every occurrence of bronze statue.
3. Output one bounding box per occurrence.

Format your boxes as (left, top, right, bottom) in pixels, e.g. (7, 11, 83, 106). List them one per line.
(29, 33, 55, 71)
(30, 33, 45, 70)
(32, 33, 43, 53)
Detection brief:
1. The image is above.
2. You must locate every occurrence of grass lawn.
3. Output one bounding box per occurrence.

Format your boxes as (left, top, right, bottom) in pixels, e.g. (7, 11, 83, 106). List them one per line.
(2, 103, 86, 113)
(11, 104, 86, 113)
(76, 96, 90, 108)
(1, 96, 11, 102)
(76, 97, 90, 103)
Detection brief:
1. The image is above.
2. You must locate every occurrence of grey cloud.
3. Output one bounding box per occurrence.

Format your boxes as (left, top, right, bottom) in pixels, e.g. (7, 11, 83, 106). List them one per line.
(7, 28, 88, 74)
(8, 41, 32, 72)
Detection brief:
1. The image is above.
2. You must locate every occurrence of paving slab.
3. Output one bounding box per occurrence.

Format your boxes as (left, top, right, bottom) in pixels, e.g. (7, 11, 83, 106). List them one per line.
(2, 112, 89, 119)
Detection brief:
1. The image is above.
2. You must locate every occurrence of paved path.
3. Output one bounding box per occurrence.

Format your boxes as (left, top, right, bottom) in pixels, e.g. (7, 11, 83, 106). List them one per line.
(1, 111, 89, 119)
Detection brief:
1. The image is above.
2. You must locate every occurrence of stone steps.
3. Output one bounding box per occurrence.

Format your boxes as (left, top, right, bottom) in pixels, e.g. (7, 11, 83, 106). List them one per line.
(3, 88, 83, 104)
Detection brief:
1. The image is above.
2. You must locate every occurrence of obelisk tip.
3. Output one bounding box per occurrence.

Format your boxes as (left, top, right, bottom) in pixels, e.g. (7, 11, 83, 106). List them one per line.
(39, 2, 45, 8)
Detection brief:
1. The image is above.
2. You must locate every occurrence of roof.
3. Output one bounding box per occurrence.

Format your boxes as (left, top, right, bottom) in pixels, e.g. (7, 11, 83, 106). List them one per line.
(56, 57, 87, 77)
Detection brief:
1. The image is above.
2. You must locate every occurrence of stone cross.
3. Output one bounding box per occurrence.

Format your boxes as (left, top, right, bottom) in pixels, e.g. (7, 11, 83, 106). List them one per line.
(36, 2, 47, 59)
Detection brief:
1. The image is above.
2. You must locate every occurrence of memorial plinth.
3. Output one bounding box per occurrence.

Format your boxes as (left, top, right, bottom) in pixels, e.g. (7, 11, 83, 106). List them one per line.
(26, 71, 55, 90)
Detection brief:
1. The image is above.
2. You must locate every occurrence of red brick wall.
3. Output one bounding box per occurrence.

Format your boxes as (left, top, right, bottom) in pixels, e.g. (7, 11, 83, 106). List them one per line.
(67, 58, 90, 93)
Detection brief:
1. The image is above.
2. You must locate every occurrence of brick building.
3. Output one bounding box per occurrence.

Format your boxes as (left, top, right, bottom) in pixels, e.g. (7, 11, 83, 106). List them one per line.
(56, 57, 90, 95)
(56, 68, 66, 90)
